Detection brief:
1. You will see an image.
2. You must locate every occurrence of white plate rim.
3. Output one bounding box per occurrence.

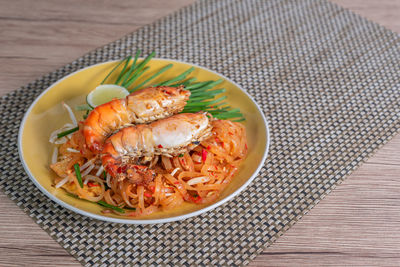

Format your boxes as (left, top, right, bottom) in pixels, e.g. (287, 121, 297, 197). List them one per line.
(18, 58, 270, 224)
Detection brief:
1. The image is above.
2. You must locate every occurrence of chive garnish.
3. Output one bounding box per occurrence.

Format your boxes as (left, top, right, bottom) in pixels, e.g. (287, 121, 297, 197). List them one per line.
(214, 112, 244, 119)
(123, 51, 156, 88)
(189, 79, 223, 91)
(84, 52, 245, 122)
(57, 127, 79, 138)
(115, 56, 132, 84)
(100, 58, 126, 85)
(97, 201, 125, 213)
(65, 192, 125, 213)
(186, 95, 212, 102)
(102, 171, 111, 190)
(83, 110, 89, 120)
(120, 50, 141, 86)
(132, 64, 173, 91)
(75, 104, 93, 111)
(185, 96, 227, 107)
(172, 77, 197, 87)
(154, 67, 195, 86)
(73, 163, 83, 188)
(184, 81, 212, 90)
(190, 88, 226, 98)
(124, 66, 150, 89)
(66, 192, 80, 199)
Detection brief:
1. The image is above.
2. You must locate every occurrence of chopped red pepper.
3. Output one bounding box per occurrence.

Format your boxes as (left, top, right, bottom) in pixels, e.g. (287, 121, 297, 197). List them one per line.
(202, 149, 208, 162)
(144, 192, 152, 198)
(163, 90, 172, 95)
(179, 157, 186, 167)
(158, 144, 163, 148)
(191, 195, 202, 204)
(117, 165, 127, 173)
(87, 182, 99, 187)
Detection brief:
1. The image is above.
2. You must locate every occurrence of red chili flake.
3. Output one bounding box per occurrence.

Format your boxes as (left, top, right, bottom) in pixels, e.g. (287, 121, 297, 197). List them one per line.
(202, 149, 208, 162)
(215, 137, 221, 143)
(206, 145, 211, 150)
(144, 192, 152, 198)
(179, 157, 186, 166)
(117, 167, 122, 173)
(228, 132, 233, 136)
(245, 143, 248, 149)
(174, 181, 180, 185)
(149, 186, 155, 193)
(87, 182, 99, 187)
(192, 195, 202, 204)
(158, 144, 163, 148)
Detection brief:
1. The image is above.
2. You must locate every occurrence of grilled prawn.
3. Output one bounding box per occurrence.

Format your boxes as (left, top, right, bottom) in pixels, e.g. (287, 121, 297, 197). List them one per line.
(83, 86, 190, 153)
(102, 112, 212, 184)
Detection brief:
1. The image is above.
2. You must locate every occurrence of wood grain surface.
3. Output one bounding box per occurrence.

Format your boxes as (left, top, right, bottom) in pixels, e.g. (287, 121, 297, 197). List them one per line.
(0, 0, 399, 266)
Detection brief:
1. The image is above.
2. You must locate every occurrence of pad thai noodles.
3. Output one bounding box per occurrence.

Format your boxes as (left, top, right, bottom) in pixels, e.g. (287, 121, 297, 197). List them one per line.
(49, 85, 247, 217)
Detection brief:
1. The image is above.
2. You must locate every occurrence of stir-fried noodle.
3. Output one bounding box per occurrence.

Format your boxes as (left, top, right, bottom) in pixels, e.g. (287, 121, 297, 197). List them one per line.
(50, 119, 247, 217)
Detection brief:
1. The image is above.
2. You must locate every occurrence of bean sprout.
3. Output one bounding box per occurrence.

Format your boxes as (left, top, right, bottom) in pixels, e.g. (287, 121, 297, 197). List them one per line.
(51, 147, 58, 164)
(55, 176, 69, 188)
(187, 176, 209, 185)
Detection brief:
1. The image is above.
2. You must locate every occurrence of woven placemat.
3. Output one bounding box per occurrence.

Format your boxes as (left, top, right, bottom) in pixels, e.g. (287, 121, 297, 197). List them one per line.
(1, 0, 399, 266)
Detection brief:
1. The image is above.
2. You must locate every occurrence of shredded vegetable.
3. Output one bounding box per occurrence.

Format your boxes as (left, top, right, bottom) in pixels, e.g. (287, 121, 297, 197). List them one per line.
(73, 163, 83, 188)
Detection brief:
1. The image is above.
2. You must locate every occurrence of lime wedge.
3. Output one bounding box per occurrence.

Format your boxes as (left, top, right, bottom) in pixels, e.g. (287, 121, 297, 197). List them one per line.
(86, 84, 130, 108)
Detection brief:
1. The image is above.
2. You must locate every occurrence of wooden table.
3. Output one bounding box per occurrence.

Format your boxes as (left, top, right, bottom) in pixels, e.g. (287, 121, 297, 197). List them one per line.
(1, 1, 399, 266)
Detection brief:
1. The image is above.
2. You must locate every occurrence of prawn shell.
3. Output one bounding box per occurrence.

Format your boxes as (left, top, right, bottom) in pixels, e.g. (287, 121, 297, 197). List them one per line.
(103, 112, 212, 159)
(101, 113, 213, 184)
(128, 86, 190, 123)
(151, 112, 211, 151)
(83, 86, 190, 153)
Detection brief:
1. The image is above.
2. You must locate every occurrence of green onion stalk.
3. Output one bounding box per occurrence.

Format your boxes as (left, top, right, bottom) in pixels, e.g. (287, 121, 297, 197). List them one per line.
(99, 51, 245, 121)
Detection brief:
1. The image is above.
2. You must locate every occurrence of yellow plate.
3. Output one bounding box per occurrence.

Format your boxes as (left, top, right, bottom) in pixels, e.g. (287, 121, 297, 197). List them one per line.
(18, 59, 269, 224)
